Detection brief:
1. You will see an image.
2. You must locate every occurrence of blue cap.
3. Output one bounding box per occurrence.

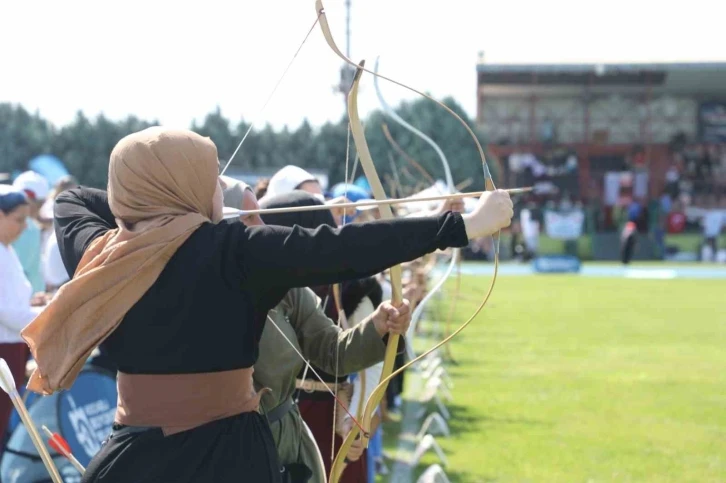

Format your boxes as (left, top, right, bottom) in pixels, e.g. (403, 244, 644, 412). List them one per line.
(330, 183, 375, 223)
(0, 185, 29, 213)
(330, 183, 372, 203)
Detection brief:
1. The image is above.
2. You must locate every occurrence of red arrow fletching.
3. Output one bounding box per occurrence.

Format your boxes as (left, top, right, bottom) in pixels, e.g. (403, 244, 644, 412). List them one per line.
(48, 433, 71, 456)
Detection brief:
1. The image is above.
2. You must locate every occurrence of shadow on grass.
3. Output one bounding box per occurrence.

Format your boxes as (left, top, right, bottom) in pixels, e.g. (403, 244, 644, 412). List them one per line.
(382, 401, 549, 482)
(445, 402, 551, 436)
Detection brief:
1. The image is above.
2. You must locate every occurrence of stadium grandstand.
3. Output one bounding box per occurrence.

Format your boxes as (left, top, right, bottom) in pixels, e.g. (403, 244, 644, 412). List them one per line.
(476, 60, 726, 262)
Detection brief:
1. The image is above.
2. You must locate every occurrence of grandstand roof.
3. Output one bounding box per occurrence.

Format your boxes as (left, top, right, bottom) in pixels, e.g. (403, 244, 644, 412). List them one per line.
(476, 61, 726, 98)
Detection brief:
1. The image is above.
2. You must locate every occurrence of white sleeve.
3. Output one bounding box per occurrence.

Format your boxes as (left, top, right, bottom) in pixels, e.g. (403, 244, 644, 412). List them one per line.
(43, 233, 70, 287)
(0, 282, 42, 333)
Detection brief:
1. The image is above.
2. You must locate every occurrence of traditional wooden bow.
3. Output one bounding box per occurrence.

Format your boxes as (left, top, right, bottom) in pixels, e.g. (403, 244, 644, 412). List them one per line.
(315, 2, 501, 480)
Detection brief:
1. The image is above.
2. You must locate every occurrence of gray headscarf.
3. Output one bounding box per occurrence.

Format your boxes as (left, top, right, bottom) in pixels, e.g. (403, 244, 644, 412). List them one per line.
(220, 175, 253, 210)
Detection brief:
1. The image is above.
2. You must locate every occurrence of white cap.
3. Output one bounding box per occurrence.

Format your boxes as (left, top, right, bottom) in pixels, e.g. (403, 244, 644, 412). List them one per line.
(13, 171, 50, 200)
(265, 165, 318, 199)
(0, 184, 25, 196)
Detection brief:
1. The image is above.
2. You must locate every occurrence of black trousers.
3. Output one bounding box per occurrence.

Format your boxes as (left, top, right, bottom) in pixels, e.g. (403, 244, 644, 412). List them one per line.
(82, 412, 282, 483)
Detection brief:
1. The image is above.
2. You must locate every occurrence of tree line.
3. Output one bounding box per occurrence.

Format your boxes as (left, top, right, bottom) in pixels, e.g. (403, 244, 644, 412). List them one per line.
(0, 96, 496, 192)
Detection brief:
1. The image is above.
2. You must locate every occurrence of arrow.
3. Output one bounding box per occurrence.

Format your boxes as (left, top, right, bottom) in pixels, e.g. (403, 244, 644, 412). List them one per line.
(0, 359, 63, 483)
(42, 425, 86, 475)
(223, 187, 532, 218)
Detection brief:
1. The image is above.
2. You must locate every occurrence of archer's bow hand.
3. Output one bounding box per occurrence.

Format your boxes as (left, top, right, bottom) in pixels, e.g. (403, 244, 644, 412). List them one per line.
(372, 299, 412, 337)
(462, 189, 513, 239)
(346, 436, 364, 462)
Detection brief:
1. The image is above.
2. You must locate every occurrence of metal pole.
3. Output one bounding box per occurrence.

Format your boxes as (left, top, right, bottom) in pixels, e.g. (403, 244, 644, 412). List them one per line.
(345, 0, 351, 59)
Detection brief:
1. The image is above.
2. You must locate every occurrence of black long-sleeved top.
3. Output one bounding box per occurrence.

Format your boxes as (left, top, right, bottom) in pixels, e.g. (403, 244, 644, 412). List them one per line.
(54, 187, 468, 376)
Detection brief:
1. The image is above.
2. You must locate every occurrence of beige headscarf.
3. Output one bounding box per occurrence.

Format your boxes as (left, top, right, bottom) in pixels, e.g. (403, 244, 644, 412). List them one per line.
(22, 127, 219, 395)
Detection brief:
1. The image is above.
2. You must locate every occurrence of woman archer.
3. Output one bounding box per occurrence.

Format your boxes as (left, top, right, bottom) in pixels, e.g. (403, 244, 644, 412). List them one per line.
(21, 127, 513, 483)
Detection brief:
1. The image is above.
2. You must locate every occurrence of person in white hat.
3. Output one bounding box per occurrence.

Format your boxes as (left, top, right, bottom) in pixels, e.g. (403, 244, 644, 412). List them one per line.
(12, 171, 50, 293)
(262, 165, 323, 202)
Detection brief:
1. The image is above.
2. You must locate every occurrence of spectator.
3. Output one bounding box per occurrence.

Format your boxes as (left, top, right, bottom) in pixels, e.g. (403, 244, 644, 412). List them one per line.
(253, 177, 270, 200)
(260, 165, 323, 203)
(630, 145, 648, 171)
(329, 183, 375, 226)
(666, 200, 687, 234)
(665, 159, 680, 197)
(701, 194, 724, 262)
(37, 175, 79, 292)
(621, 221, 637, 264)
(11, 171, 49, 293)
(627, 198, 649, 232)
(0, 186, 47, 444)
(696, 144, 713, 180)
(38, 175, 78, 224)
(42, 231, 69, 294)
(654, 190, 672, 258)
(520, 200, 542, 259)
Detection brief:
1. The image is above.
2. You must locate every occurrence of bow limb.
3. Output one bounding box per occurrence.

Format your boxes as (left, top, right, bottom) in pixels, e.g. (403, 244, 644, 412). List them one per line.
(386, 153, 404, 198)
(348, 59, 404, 435)
(349, 254, 499, 442)
(315, 0, 488, 174)
(373, 58, 454, 193)
(317, 2, 499, 478)
(373, 59, 460, 362)
(404, 248, 457, 361)
(443, 250, 462, 362)
(328, 60, 403, 483)
(356, 372, 366, 421)
(381, 123, 436, 186)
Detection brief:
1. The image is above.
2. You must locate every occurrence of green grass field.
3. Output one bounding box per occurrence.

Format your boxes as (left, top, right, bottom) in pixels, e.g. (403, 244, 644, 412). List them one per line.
(379, 270, 726, 482)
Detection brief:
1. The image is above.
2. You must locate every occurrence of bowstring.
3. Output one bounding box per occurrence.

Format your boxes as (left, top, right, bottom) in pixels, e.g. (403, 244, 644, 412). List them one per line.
(266, 315, 366, 433)
(483, 163, 501, 257)
(220, 12, 322, 176)
(330, 120, 353, 462)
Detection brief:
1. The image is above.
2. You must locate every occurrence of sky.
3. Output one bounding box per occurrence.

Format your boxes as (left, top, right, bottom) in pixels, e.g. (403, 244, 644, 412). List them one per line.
(1, 0, 724, 132)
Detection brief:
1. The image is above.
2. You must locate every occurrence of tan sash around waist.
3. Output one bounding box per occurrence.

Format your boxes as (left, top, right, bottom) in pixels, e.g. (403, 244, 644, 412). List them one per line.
(116, 367, 264, 436)
(295, 378, 342, 393)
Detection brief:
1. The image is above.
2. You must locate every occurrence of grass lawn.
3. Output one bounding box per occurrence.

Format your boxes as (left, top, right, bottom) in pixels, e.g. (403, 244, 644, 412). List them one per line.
(378, 272, 726, 482)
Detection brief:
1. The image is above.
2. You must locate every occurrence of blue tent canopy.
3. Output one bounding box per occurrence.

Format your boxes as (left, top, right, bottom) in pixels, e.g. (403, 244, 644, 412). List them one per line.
(28, 155, 69, 186)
